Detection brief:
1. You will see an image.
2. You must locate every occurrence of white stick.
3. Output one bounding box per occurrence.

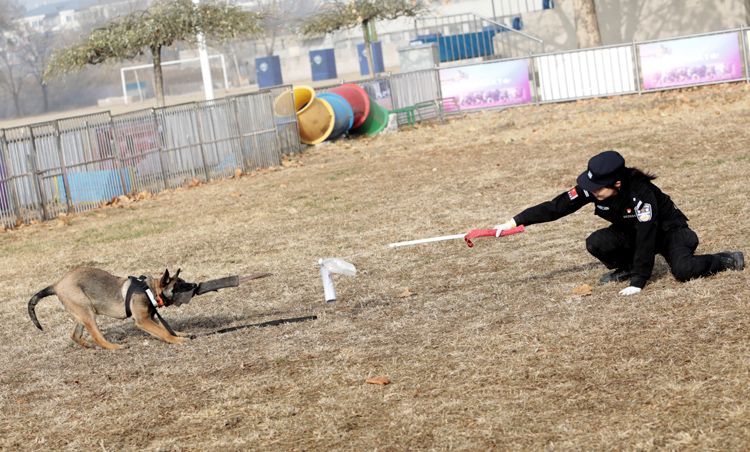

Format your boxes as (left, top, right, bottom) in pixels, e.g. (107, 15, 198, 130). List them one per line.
(388, 233, 466, 249)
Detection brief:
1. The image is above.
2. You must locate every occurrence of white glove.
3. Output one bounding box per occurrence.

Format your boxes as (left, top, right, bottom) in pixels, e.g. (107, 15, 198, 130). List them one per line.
(619, 286, 642, 296)
(494, 219, 517, 237)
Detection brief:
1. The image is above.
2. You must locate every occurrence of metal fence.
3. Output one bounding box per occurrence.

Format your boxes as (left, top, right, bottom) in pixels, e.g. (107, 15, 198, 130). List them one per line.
(413, 12, 544, 63)
(4, 27, 749, 230)
(0, 87, 300, 229)
(431, 27, 750, 112)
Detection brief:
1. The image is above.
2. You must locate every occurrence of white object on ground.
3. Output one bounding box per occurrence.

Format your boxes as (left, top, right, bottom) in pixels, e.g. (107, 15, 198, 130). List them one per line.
(318, 258, 357, 303)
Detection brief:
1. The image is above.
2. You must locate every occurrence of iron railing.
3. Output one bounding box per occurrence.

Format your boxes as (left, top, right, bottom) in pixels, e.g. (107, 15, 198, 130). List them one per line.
(4, 27, 750, 230)
(0, 87, 300, 229)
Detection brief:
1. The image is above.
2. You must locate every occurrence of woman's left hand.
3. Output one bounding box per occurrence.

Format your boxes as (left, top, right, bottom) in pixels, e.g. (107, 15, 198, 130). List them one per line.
(619, 286, 642, 296)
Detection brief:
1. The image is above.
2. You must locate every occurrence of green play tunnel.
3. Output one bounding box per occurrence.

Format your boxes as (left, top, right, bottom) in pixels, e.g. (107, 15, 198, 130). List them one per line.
(354, 95, 390, 136)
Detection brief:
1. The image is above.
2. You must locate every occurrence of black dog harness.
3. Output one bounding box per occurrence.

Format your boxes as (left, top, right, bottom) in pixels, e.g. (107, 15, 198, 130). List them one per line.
(125, 276, 177, 337)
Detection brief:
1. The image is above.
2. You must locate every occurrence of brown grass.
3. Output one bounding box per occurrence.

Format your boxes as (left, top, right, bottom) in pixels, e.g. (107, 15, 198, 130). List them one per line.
(1, 83, 749, 450)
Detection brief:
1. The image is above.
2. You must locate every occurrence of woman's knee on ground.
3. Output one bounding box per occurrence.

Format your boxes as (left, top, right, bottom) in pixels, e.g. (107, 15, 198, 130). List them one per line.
(586, 230, 615, 257)
(670, 260, 696, 282)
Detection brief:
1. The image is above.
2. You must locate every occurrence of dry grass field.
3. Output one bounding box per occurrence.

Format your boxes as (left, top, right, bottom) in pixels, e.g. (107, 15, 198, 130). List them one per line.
(1, 83, 749, 450)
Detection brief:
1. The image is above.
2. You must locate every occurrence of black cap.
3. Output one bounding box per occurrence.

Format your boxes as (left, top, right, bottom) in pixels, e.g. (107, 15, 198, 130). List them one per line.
(576, 150, 625, 192)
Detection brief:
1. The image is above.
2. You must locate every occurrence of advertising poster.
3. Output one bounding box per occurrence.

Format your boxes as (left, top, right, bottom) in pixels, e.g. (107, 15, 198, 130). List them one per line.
(439, 59, 532, 111)
(639, 33, 743, 90)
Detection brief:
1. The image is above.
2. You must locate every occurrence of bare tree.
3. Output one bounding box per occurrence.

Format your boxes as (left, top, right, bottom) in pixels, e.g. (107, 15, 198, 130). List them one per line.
(0, 0, 25, 117)
(0, 0, 21, 29)
(46, 0, 264, 107)
(572, 0, 602, 48)
(256, 0, 321, 56)
(301, 0, 427, 77)
(0, 36, 27, 117)
(16, 26, 59, 113)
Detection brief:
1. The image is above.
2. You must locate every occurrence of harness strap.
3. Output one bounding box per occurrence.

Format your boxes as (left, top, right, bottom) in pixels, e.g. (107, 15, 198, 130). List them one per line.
(125, 276, 177, 337)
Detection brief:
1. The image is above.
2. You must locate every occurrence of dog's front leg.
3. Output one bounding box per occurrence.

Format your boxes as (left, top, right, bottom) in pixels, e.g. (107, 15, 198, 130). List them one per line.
(151, 314, 189, 337)
(134, 316, 188, 344)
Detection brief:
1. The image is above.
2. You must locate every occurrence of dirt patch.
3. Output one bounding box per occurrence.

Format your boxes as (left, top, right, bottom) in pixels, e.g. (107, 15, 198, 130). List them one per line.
(1, 83, 749, 450)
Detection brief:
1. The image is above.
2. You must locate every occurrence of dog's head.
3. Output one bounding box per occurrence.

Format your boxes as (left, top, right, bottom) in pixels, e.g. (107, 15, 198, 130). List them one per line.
(158, 269, 198, 306)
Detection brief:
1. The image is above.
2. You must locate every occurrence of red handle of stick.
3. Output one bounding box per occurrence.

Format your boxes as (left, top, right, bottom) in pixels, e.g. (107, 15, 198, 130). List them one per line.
(464, 225, 525, 247)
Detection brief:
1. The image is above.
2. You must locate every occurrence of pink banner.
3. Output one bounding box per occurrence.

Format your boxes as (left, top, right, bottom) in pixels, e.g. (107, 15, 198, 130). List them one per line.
(439, 59, 532, 111)
(639, 33, 743, 90)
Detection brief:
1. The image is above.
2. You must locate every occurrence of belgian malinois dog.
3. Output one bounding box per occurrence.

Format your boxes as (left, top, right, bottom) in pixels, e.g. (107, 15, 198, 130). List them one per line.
(28, 267, 189, 350)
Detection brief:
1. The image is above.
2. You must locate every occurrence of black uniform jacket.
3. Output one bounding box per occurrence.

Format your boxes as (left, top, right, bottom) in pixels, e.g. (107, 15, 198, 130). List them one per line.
(512, 176, 688, 288)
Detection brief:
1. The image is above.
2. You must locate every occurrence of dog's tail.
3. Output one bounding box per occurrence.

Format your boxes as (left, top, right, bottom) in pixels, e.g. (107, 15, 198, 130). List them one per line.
(28, 286, 55, 331)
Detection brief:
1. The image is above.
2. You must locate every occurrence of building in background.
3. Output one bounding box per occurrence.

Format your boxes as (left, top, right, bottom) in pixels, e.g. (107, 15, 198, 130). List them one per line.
(20, 0, 149, 33)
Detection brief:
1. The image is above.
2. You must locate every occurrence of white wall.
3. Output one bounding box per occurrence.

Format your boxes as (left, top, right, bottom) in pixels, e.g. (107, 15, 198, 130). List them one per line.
(522, 0, 748, 53)
(246, 0, 750, 84)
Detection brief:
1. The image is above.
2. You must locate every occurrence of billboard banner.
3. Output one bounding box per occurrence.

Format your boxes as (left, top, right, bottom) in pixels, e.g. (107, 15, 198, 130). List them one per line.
(439, 59, 532, 111)
(639, 32, 743, 90)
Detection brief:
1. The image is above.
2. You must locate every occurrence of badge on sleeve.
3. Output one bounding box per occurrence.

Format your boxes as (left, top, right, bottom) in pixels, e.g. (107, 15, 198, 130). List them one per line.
(568, 187, 578, 200)
(636, 203, 652, 222)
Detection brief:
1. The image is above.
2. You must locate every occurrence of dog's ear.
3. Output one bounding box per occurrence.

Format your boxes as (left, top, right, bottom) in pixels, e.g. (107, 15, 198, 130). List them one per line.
(161, 269, 170, 286)
(174, 268, 181, 280)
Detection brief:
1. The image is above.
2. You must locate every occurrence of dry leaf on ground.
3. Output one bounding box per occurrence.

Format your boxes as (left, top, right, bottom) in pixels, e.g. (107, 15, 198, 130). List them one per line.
(571, 284, 593, 296)
(397, 288, 413, 298)
(365, 376, 391, 385)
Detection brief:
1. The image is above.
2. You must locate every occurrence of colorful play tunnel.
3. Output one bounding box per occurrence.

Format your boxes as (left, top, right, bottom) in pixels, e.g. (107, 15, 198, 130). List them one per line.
(274, 83, 391, 145)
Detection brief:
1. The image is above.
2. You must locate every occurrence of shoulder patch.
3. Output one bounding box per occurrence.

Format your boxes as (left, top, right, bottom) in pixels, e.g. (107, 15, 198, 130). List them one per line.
(636, 203, 653, 222)
(568, 187, 578, 200)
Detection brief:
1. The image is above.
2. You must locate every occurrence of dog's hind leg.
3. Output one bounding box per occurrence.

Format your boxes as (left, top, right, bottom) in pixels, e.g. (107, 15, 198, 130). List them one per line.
(60, 292, 123, 350)
(80, 317, 123, 350)
(134, 316, 188, 344)
(70, 323, 92, 348)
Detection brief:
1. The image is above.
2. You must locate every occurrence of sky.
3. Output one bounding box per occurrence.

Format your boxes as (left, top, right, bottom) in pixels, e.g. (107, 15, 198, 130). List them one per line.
(22, 0, 61, 10)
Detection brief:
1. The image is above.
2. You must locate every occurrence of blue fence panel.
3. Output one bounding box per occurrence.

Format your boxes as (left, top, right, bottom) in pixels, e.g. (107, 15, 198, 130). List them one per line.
(56, 170, 132, 204)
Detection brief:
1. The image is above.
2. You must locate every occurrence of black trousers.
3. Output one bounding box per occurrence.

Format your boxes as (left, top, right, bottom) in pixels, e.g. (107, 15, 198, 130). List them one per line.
(585, 225, 725, 282)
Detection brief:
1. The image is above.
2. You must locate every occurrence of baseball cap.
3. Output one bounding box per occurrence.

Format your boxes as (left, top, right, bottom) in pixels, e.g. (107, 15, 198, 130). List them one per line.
(576, 150, 625, 192)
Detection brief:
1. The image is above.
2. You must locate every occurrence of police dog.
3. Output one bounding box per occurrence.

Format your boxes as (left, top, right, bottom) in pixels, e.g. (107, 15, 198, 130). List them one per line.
(28, 267, 189, 350)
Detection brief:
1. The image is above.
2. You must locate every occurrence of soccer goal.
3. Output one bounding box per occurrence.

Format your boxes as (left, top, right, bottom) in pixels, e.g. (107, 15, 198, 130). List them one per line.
(120, 54, 229, 104)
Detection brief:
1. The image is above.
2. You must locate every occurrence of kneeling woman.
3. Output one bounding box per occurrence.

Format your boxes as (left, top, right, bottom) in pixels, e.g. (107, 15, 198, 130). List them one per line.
(494, 150, 744, 296)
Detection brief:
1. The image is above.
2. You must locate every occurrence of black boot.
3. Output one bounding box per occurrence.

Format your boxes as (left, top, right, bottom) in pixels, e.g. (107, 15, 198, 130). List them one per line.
(599, 269, 633, 284)
(717, 251, 745, 271)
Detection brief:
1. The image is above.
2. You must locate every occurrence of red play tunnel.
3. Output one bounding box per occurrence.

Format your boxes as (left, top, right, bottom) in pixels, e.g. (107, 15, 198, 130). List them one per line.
(328, 83, 371, 130)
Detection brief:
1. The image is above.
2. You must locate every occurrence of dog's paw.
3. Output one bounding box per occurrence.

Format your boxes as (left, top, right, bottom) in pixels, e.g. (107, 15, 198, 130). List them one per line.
(102, 343, 126, 351)
(171, 336, 190, 345)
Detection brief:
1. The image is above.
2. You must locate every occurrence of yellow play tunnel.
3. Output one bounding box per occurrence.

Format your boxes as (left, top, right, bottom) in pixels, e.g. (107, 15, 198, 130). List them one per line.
(294, 86, 335, 145)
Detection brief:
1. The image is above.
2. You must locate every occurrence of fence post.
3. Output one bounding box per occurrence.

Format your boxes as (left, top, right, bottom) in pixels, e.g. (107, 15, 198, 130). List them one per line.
(53, 121, 74, 213)
(82, 120, 94, 162)
(266, 91, 284, 163)
(152, 108, 170, 190)
(632, 40, 642, 95)
(27, 127, 50, 221)
(529, 56, 540, 105)
(230, 96, 250, 172)
(204, 101, 222, 174)
(0, 130, 23, 225)
(107, 115, 130, 195)
(191, 105, 211, 182)
(739, 26, 749, 83)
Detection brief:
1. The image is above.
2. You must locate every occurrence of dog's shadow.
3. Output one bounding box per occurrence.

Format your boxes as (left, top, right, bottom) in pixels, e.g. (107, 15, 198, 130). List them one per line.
(105, 312, 317, 341)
